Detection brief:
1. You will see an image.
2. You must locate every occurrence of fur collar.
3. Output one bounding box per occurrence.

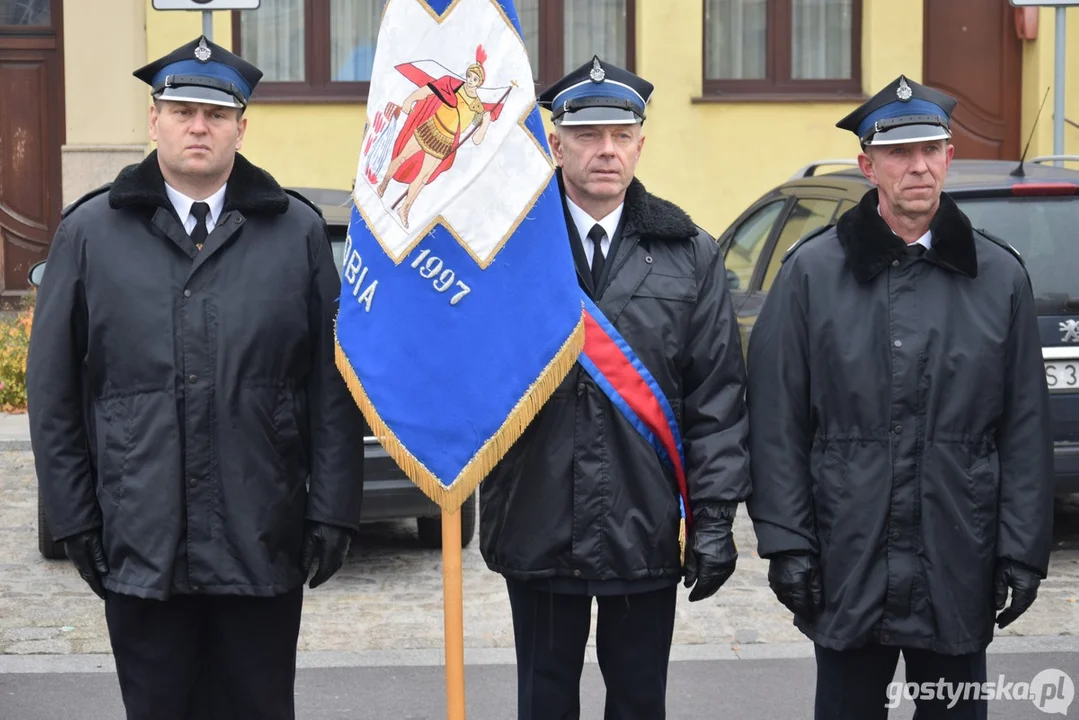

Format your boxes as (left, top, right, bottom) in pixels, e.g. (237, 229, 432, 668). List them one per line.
(109, 150, 289, 215)
(836, 188, 978, 282)
(556, 169, 697, 240)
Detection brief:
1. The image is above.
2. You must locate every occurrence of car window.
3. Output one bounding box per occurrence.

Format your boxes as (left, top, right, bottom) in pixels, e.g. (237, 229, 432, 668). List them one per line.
(760, 198, 840, 292)
(957, 196, 1079, 313)
(724, 201, 785, 291)
(331, 239, 346, 274)
(327, 225, 348, 274)
(836, 199, 856, 219)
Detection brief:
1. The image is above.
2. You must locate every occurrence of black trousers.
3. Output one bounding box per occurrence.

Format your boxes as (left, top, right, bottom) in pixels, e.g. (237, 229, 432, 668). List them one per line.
(814, 642, 988, 720)
(506, 580, 678, 720)
(104, 587, 304, 720)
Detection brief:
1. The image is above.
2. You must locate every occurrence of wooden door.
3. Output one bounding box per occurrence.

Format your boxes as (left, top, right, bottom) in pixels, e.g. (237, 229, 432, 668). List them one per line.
(0, 0, 63, 301)
(923, 0, 1022, 160)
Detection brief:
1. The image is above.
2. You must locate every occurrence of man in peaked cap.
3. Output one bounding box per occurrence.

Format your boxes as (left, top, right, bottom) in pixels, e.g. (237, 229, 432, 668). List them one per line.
(480, 55, 750, 719)
(27, 35, 365, 720)
(746, 74, 1053, 718)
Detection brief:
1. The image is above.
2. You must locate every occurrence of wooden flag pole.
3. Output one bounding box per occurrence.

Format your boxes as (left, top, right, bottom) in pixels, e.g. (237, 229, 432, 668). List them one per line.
(441, 508, 466, 719)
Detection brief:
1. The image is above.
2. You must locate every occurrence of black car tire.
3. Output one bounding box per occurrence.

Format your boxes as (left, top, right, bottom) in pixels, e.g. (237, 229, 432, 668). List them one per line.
(417, 492, 477, 549)
(38, 485, 65, 560)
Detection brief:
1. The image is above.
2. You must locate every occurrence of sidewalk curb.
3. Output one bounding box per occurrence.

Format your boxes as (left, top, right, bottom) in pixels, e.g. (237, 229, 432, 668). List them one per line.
(0, 412, 31, 452)
(1, 635, 1075, 674)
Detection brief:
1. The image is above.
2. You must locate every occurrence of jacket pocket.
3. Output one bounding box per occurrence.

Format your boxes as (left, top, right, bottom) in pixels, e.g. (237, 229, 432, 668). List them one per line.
(93, 396, 130, 505)
(226, 381, 304, 494)
(632, 273, 697, 303)
(810, 443, 848, 547)
(965, 446, 1000, 544)
(271, 385, 307, 479)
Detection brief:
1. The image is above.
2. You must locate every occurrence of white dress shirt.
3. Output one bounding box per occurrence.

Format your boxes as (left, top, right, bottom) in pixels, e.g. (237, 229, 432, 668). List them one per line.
(879, 204, 932, 249)
(565, 196, 624, 265)
(912, 228, 933, 250)
(166, 182, 227, 236)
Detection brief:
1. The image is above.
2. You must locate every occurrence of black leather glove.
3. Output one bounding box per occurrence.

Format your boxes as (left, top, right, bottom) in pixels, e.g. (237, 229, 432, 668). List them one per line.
(301, 522, 353, 589)
(683, 504, 738, 602)
(994, 559, 1041, 629)
(768, 553, 822, 621)
(64, 530, 108, 600)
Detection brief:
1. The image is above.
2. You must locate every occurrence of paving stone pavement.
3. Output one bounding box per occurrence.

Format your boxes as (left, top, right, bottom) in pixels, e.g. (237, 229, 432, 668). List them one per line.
(1, 450, 1077, 657)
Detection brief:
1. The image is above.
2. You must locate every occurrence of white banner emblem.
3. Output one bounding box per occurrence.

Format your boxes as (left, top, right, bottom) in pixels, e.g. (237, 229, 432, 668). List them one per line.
(353, 0, 552, 268)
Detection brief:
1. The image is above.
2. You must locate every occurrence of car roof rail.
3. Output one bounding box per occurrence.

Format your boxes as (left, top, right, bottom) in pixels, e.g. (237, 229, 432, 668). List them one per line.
(789, 159, 860, 179)
(1029, 155, 1079, 165)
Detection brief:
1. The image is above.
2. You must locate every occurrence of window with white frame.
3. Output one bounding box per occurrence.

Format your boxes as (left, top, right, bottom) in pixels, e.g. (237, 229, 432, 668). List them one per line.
(233, 0, 635, 101)
(703, 0, 861, 98)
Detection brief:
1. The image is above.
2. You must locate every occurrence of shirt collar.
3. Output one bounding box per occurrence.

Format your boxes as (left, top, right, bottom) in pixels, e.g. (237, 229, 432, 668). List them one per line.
(565, 195, 623, 245)
(878, 204, 933, 249)
(165, 182, 227, 227)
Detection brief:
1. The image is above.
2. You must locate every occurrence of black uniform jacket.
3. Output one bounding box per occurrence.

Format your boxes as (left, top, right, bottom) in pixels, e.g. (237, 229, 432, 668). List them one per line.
(746, 188, 1054, 654)
(480, 173, 751, 586)
(27, 151, 366, 600)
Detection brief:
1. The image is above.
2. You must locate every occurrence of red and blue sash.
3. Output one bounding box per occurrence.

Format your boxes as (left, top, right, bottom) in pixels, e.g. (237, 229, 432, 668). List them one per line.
(577, 293, 691, 565)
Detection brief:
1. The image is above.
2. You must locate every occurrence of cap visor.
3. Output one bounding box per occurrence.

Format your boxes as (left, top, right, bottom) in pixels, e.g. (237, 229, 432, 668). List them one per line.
(555, 106, 641, 126)
(866, 123, 950, 146)
(155, 85, 243, 109)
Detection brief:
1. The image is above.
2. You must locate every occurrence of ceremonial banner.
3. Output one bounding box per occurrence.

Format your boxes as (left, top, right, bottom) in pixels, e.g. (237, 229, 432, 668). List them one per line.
(336, 0, 584, 511)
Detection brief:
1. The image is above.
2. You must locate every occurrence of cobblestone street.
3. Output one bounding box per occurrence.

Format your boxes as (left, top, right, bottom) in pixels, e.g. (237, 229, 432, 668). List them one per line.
(2, 449, 1077, 659)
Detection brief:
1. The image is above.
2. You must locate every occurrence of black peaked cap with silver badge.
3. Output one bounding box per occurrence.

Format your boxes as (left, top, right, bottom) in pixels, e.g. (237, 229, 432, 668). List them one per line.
(836, 74, 958, 147)
(538, 55, 654, 126)
(133, 35, 263, 109)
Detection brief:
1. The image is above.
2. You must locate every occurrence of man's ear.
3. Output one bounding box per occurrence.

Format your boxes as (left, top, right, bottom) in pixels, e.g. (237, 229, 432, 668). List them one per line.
(857, 150, 876, 185)
(236, 115, 248, 150)
(149, 103, 160, 143)
(549, 130, 562, 166)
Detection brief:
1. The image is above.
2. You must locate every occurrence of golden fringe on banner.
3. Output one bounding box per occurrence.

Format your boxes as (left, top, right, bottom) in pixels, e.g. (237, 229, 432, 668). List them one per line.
(679, 517, 686, 569)
(334, 308, 586, 513)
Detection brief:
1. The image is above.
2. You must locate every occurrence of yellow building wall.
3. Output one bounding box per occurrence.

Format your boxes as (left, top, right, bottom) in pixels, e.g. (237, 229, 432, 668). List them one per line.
(146, 4, 367, 192)
(65, 0, 148, 146)
(140, 0, 923, 235)
(1019, 6, 1079, 165)
(634, 0, 923, 236)
(60, 0, 150, 204)
(136, 0, 1075, 235)
(1070, 8, 1079, 160)
(1070, 8, 1079, 159)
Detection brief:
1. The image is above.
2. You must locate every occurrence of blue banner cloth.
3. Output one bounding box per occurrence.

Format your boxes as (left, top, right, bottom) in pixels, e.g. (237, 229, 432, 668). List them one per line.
(335, 0, 584, 511)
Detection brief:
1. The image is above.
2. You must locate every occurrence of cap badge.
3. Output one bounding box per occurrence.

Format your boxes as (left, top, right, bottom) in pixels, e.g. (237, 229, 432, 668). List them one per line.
(589, 57, 605, 83)
(897, 77, 912, 101)
(194, 37, 212, 63)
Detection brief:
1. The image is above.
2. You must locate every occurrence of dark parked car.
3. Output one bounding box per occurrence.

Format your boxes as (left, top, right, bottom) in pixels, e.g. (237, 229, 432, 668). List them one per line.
(29, 186, 475, 560)
(717, 155, 1079, 497)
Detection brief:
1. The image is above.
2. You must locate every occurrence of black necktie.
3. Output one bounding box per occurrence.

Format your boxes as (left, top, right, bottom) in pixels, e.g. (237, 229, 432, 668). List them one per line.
(190, 202, 211, 250)
(588, 224, 606, 290)
(906, 243, 926, 258)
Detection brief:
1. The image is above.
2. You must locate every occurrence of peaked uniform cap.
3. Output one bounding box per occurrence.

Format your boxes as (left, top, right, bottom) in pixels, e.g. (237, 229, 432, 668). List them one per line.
(836, 74, 958, 147)
(133, 35, 263, 109)
(538, 55, 653, 125)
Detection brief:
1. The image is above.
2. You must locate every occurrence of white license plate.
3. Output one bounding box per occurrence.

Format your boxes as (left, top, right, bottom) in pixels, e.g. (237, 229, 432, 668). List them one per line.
(1046, 360, 1079, 391)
